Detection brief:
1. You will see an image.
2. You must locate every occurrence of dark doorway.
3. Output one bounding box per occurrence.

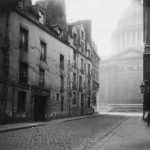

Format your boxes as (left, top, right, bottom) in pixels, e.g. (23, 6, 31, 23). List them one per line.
(81, 94, 84, 115)
(34, 95, 47, 121)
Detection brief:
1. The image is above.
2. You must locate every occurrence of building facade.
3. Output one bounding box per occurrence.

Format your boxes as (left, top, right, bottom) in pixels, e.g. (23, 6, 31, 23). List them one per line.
(67, 21, 100, 115)
(143, 0, 150, 113)
(99, 0, 143, 105)
(0, 0, 100, 123)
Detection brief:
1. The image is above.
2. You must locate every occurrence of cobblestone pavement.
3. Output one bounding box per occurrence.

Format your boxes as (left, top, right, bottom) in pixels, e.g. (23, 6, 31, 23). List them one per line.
(0, 115, 128, 150)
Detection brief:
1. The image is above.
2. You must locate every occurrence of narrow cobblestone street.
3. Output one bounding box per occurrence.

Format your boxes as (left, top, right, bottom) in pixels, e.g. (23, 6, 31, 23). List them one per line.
(0, 115, 127, 150)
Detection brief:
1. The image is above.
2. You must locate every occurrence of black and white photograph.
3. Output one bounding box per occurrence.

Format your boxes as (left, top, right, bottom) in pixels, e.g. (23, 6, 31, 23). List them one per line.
(0, 0, 149, 149)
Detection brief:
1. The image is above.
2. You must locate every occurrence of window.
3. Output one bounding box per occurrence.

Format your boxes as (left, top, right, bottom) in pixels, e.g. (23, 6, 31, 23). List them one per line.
(79, 76, 82, 88)
(60, 54, 64, 70)
(39, 11, 45, 24)
(17, 91, 26, 112)
(61, 96, 64, 111)
(39, 68, 44, 88)
(73, 73, 76, 86)
(19, 62, 28, 84)
(88, 97, 90, 108)
(81, 58, 84, 72)
(40, 41, 46, 61)
(88, 50, 90, 58)
(88, 64, 90, 75)
(84, 63, 86, 72)
(73, 33, 77, 46)
(81, 31, 84, 38)
(60, 76, 64, 91)
(19, 26, 28, 51)
(18, 0, 25, 9)
(88, 79, 91, 92)
(72, 92, 76, 104)
(73, 51, 76, 67)
(57, 94, 59, 101)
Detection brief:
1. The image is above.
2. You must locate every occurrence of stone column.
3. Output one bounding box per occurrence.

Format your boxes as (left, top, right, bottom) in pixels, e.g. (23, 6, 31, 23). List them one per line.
(130, 32, 132, 47)
(127, 32, 130, 48)
(135, 31, 138, 47)
(125, 33, 127, 49)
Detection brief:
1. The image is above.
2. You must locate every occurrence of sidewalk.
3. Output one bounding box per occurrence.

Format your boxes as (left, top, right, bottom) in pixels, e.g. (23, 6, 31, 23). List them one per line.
(95, 116, 150, 150)
(0, 114, 98, 133)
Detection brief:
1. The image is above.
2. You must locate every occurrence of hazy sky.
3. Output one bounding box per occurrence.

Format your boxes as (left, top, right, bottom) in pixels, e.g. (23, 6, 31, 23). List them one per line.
(33, 0, 131, 59)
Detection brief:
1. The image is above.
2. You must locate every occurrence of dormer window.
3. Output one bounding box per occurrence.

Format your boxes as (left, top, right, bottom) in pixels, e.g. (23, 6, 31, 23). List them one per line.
(18, 0, 25, 10)
(39, 11, 45, 25)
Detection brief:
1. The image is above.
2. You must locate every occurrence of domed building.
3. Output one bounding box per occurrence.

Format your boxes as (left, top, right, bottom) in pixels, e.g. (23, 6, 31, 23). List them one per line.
(112, 0, 143, 54)
(99, 0, 143, 105)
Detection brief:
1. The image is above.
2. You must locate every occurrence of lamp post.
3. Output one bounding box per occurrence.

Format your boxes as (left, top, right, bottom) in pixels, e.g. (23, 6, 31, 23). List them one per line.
(140, 80, 150, 120)
(140, 82, 145, 94)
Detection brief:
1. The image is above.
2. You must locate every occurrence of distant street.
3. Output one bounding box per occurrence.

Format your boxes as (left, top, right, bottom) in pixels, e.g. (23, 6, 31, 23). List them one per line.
(0, 115, 127, 150)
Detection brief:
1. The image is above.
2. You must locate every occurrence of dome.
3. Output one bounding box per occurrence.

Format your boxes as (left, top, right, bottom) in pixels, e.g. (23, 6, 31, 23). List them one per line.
(111, 0, 144, 55)
(118, 0, 143, 28)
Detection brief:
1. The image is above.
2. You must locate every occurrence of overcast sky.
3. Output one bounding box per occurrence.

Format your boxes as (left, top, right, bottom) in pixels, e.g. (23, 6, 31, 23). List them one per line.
(33, 0, 131, 59)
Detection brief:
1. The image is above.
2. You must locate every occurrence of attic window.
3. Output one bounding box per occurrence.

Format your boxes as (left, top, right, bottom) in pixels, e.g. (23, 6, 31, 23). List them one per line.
(18, 0, 25, 9)
(39, 11, 45, 24)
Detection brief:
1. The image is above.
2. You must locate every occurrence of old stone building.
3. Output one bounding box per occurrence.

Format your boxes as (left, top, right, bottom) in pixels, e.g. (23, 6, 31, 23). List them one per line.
(0, 0, 100, 123)
(99, 0, 143, 105)
(67, 20, 100, 115)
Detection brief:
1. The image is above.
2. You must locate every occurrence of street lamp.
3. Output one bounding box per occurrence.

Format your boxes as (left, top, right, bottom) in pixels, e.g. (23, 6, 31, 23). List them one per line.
(140, 82, 145, 94)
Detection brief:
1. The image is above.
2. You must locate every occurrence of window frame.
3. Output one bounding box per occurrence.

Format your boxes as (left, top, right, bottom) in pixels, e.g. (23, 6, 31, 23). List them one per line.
(40, 40, 47, 62)
(61, 96, 64, 111)
(19, 26, 28, 52)
(73, 51, 77, 67)
(60, 76, 64, 91)
(72, 92, 76, 105)
(81, 58, 84, 72)
(60, 54, 64, 70)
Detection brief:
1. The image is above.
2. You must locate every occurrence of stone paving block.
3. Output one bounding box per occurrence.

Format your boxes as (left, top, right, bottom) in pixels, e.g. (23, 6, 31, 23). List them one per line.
(0, 115, 127, 150)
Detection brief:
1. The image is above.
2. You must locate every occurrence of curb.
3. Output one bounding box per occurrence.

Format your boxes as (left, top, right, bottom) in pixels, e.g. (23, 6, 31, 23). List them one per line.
(0, 114, 99, 133)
